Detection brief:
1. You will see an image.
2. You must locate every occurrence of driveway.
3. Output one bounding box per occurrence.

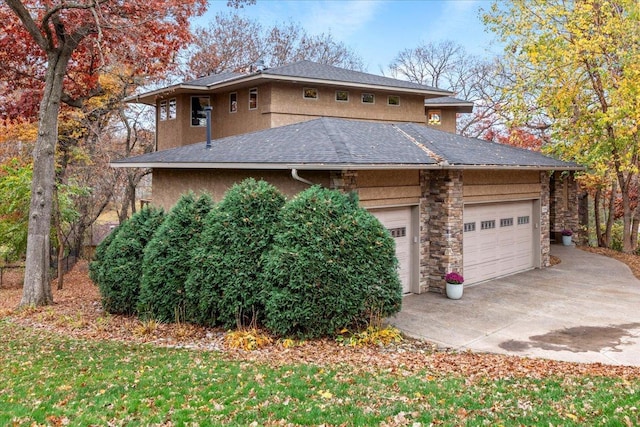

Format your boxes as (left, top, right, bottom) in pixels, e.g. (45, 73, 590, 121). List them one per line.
(390, 244, 640, 366)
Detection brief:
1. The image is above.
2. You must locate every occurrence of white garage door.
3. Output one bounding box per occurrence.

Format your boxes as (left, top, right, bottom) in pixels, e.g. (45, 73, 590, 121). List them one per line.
(463, 201, 535, 285)
(370, 207, 413, 293)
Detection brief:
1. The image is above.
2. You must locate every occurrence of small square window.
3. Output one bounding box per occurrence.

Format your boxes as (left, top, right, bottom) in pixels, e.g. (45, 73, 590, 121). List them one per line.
(517, 216, 530, 225)
(159, 100, 167, 121)
(500, 218, 514, 227)
(191, 96, 210, 126)
(336, 90, 349, 102)
(303, 88, 318, 99)
(388, 95, 400, 106)
(464, 222, 476, 232)
(481, 220, 496, 230)
(361, 93, 375, 104)
(428, 110, 441, 125)
(168, 98, 176, 120)
(249, 88, 258, 110)
(229, 92, 237, 113)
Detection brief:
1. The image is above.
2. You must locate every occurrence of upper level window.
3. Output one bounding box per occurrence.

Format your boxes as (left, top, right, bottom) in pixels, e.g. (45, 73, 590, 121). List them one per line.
(428, 109, 441, 125)
(388, 95, 400, 106)
(229, 92, 237, 113)
(191, 96, 210, 126)
(336, 90, 348, 102)
(168, 98, 176, 120)
(361, 93, 375, 104)
(249, 88, 258, 109)
(303, 88, 318, 99)
(159, 100, 167, 121)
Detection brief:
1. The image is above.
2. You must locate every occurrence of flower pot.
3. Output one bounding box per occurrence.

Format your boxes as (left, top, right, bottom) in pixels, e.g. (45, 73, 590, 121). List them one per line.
(446, 282, 463, 300)
(562, 235, 572, 246)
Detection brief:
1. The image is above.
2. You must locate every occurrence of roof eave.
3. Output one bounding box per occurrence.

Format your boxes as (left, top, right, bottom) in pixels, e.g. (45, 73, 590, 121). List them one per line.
(124, 84, 211, 105)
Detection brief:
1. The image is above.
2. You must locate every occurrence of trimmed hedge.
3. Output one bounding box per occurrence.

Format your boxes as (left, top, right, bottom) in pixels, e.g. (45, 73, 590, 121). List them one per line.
(263, 186, 402, 338)
(185, 179, 286, 327)
(94, 207, 165, 315)
(138, 193, 213, 322)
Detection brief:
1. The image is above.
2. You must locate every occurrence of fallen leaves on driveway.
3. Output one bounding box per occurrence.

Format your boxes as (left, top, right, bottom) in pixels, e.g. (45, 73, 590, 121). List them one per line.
(1, 259, 640, 382)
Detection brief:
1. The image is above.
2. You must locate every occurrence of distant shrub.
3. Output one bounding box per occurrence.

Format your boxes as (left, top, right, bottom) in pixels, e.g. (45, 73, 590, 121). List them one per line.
(138, 193, 213, 322)
(185, 179, 285, 327)
(263, 186, 402, 339)
(94, 207, 165, 315)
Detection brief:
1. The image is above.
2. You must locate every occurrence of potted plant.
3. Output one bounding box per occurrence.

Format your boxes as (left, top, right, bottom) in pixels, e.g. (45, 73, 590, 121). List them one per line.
(561, 229, 573, 246)
(445, 272, 464, 300)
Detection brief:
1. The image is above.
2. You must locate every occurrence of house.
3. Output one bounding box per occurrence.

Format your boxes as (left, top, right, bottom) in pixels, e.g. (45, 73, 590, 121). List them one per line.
(114, 60, 582, 294)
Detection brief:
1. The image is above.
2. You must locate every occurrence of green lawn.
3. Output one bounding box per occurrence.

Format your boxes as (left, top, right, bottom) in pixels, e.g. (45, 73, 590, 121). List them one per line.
(1, 319, 638, 426)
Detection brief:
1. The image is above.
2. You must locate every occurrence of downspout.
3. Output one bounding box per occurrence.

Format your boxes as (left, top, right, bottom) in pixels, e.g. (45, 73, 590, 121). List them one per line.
(291, 169, 315, 186)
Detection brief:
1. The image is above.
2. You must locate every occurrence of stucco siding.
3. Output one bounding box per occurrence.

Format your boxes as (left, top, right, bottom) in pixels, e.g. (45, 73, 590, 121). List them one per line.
(463, 170, 541, 203)
(151, 169, 330, 211)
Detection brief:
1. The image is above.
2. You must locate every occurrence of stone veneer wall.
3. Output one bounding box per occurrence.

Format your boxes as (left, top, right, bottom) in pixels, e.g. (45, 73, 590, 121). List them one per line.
(421, 169, 464, 293)
(550, 171, 580, 244)
(540, 171, 551, 268)
(330, 170, 358, 192)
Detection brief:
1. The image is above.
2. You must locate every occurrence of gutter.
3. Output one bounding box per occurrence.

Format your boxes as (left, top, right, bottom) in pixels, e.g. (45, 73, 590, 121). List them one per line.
(291, 169, 315, 186)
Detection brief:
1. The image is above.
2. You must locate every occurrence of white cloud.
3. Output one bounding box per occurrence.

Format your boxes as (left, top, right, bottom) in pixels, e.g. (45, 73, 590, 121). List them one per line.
(303, 0, 383, 40)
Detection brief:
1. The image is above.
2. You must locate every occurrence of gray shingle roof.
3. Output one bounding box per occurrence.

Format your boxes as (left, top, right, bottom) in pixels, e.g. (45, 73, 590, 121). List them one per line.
(182, 71, 245, 86)
(112, 118, 581, 170)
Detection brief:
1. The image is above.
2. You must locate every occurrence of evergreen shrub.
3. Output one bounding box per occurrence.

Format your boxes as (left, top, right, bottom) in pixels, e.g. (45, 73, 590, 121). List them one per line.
(138, 193, 212, 322)
(263, 186, 402, 338)
(185, 179, 285, 327)
(88, 222, 122, 287)
(94, 207, 165, 315)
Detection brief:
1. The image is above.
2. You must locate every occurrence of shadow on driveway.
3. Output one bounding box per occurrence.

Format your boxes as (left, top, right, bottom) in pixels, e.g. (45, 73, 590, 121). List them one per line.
(390, 245, 640, 366)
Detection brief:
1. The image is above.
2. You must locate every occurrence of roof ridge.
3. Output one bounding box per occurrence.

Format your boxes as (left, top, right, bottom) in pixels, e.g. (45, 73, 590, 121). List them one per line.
(392, 124, 445, 164)
(320, 118, 352, 163)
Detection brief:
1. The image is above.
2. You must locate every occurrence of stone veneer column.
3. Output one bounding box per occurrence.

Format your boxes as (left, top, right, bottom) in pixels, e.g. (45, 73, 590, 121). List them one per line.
(421, 169, 464, 293)
(540, 171, 551, 268)
(329, 170, 358, 192)
(549, 171, 580, 243)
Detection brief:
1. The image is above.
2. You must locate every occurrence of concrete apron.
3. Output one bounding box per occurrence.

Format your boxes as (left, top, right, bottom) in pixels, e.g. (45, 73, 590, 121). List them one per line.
(390, 244, 640, 366)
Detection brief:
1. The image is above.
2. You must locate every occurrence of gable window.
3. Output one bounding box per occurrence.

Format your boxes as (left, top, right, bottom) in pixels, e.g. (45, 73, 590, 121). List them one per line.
(229, 92, 237, 113)
(249, 88, 258, 109)
(159, 100, 167, 121)
(168, 98, 176, 120)
(336, 90, 348, 102)
(361, 93, 375, 104)
(388, 95, 400, 106)
(191, 96, 210, 126)
(303, 88, 318, 99)
(428, 109, 441, 125)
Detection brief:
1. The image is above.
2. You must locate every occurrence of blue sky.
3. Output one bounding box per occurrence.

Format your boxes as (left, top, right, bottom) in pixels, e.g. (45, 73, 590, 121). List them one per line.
(198, 0, 501, 74)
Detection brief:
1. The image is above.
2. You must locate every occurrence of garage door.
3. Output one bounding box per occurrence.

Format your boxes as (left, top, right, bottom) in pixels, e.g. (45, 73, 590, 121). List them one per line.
(463, 201, 534, 284)
(370, 207, 413, 293)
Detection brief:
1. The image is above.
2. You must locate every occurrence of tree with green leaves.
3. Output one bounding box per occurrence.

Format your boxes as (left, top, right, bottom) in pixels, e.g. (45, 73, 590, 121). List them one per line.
(483, 0, 640, 251)
(138, 193, 212, 322)
(0, 160, 31, 262)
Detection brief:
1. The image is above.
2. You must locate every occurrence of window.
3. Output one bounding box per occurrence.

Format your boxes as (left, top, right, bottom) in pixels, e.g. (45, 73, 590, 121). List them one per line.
(168, 98, 176, 120)
(517, 216, 530, 225)
(229, 92, 237, 113)
(388, 95, 400, 106)
(303, 88, 318, 99)
(159, 100, 167, 121)
(428, 110, 441, 125)
(480, 220, 496, 230)
(335, 90, 349, 102)
(388, 227, 406, 238)
(249, 88, 258, 109)
(361, 93, 375, 104)
(500, 218, 514, 227)
(191, 96, 210, 126)
(464, 222, 476, 232)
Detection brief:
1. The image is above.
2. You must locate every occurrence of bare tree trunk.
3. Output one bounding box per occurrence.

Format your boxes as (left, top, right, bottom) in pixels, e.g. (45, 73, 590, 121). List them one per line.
(594, 187, 604, 247)
(20, 51, 70, 307)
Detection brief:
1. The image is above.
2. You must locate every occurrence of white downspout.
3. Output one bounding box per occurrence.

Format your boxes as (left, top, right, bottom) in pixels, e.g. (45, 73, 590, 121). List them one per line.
(291, 169, 315, 186)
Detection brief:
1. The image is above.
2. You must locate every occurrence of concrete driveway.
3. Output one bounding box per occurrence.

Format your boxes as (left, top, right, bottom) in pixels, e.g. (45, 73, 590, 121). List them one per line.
(390, 244, 640, 366)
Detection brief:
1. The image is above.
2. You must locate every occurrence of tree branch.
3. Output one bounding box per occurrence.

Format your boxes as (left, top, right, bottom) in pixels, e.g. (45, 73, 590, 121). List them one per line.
(4, 0, 48, 50)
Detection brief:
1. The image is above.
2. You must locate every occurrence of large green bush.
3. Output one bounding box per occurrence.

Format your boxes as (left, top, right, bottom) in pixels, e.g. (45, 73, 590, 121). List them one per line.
(185, 179, 286, 327)
(94, 207, 165, 315)
(88, 222, 122, 287)
(138, 193, 213, 322)
(263, 186, 402, 338)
